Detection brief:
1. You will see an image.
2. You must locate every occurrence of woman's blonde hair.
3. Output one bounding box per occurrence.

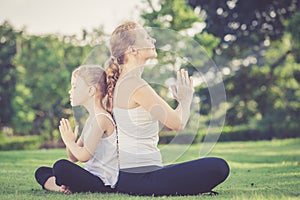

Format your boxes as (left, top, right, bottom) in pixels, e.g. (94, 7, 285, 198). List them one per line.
(105, 21, 138, 113)
(73, 65, 107, 110)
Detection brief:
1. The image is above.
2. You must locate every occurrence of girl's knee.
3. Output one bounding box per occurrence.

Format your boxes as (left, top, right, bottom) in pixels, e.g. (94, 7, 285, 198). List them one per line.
(53, 159, 70, 175)
(34, 166, 53, 188)
(35, 167, 45, 179)
(52, 159, 72, 186)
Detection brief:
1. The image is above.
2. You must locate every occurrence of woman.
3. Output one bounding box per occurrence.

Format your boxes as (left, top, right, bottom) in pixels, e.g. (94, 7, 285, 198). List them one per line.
(35, 65, 118, 194)
(105, 21, 229, 196)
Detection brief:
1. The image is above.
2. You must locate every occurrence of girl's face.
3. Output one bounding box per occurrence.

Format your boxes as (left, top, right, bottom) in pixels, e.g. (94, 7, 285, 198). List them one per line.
(69, 75, 90, 107)
(132, 28, 157, 60)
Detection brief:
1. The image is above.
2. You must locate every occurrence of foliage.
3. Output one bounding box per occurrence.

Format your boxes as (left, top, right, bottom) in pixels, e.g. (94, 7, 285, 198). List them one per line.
(0, 133, 41, 150)
(0, 21, 21, 128)
(140, 0, 300, 139)
(1, 0, 300, 146)
(0, 21, 107, 144)
(182, 0, 300, 135)
(142, 0, 200, 30)
(287, 11, 300, 62)
(188, 0, 300, 58)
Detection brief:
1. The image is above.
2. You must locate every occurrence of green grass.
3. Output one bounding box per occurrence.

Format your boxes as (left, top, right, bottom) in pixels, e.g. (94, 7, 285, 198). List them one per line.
(0, 139, 300, 200)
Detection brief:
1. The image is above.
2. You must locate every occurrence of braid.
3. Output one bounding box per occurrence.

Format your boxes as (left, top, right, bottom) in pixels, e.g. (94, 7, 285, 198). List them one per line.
(105, 58, 120, 113)
(105, 21, 138, 113)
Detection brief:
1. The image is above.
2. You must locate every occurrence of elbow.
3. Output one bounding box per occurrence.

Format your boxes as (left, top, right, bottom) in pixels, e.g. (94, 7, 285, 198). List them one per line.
(78, 157, 90, 163)
(69, 157, 78, 163)
(172, 123, 185, 131)
(166, 117, 186, 131)
(78, 158, 89, 163)
(77, 149, 92, 163)
(77, 155, 92, 163)
(167, 119, 185, 130)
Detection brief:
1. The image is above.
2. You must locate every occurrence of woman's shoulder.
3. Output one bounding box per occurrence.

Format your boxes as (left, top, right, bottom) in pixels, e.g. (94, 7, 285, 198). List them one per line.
(117, 75, 148, 88)
(115, 75, 149, 105)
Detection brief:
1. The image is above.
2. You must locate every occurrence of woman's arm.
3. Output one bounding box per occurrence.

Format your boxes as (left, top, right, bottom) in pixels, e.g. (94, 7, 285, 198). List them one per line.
(133, 69, 194, 130)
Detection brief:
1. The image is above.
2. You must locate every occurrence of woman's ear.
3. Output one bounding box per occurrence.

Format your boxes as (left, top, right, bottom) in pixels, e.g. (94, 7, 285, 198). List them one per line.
(88, 86, 96, 96)
(127, 46, 138, 55)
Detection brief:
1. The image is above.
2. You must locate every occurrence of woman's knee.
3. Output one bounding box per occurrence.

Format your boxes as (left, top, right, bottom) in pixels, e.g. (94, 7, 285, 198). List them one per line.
(194, 157, 229, 181)
(213, 157, 230, 181)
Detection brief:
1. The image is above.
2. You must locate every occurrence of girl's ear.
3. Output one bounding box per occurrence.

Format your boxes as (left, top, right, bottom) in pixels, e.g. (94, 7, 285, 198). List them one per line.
(88, 86, 96, 96)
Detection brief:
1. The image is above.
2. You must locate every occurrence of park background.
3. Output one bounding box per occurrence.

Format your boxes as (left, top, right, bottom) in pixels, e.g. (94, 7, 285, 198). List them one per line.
(0, 0, 299, 199)
(1, 0, 299, 149)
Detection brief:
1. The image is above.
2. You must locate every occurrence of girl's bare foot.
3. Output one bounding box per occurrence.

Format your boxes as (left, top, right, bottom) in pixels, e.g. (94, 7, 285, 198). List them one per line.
(61, 185, 72, 194)
(43, 177, 61, 192)
(43, 177, 72, 194)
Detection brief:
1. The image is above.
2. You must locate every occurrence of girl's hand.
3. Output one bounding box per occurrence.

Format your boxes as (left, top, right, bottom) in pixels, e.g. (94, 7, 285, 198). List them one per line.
(171, 69, 194, 102)
(59, 118, 78, 145)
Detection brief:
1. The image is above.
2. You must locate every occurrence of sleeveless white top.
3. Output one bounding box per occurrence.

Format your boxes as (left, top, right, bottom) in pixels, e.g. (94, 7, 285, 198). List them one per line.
(82, 113, 119, 188)
(113, 106, 163, 169)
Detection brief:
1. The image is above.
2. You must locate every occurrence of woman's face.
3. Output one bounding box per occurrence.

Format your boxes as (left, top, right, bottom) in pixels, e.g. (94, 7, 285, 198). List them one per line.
(69, 75, 89, 107)
(132, 27, 157, 60)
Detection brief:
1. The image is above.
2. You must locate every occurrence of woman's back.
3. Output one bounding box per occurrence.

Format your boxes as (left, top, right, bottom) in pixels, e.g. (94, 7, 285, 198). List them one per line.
(113, 104, 162, 170)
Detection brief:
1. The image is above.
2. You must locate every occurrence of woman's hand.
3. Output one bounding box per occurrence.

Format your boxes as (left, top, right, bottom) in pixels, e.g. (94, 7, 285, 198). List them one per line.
(171, 69, 194, 103)
(59, 118, 78, 146)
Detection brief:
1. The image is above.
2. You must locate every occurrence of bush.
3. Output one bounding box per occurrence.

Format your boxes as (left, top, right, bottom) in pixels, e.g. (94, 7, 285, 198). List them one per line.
(202, 126, 299, 142)
(0, 134, 41, 150)
(159, 131, 198, 144)
(159, 125, 300, 144)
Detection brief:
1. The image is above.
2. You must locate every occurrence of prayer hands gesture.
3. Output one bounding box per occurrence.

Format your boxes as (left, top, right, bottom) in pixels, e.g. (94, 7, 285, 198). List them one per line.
(171, 69, 194, 103)
(59, 118, 79, 145)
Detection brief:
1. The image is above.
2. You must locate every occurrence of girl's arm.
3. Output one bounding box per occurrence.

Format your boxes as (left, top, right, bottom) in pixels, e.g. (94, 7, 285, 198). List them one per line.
(133, 69, 194, 130)
(64, 125, 81, 162)
(66, 135, 83, 162)
(59, 118, 104, 163)
(66, 147, 78, 162)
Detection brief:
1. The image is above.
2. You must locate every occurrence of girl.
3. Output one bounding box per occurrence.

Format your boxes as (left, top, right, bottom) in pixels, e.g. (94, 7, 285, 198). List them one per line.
(34, 65, 118, 194)
(105, 21, 230, 196)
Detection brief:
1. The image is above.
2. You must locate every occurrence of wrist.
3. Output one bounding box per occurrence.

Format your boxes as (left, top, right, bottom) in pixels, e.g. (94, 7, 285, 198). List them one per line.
(65, 140, 76, 148)
(178, 98, 192, 106)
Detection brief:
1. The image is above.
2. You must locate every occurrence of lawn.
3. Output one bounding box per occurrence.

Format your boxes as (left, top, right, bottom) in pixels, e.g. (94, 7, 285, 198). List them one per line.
(0, 138, 299, 200)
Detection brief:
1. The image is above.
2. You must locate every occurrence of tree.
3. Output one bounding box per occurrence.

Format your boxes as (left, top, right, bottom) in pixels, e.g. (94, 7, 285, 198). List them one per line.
(0, 21, 21, 129)
(188, 0, 300, 59)
(12, 28, 106, 141)
(187, 0, 300, 136)
(140, 0, 300, 139)
(287, 11, 300, 63)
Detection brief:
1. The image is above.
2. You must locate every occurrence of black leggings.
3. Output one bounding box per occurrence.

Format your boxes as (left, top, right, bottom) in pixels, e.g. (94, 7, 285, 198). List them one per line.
(35, 157, 229, 196)
(34, 159, 114, 193)
(115, 157, 230, 196)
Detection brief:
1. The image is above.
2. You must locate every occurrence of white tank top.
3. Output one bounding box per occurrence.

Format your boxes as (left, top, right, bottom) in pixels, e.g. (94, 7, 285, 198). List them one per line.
(113, 106, 163, 169)
(82, 113, 119, 188)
